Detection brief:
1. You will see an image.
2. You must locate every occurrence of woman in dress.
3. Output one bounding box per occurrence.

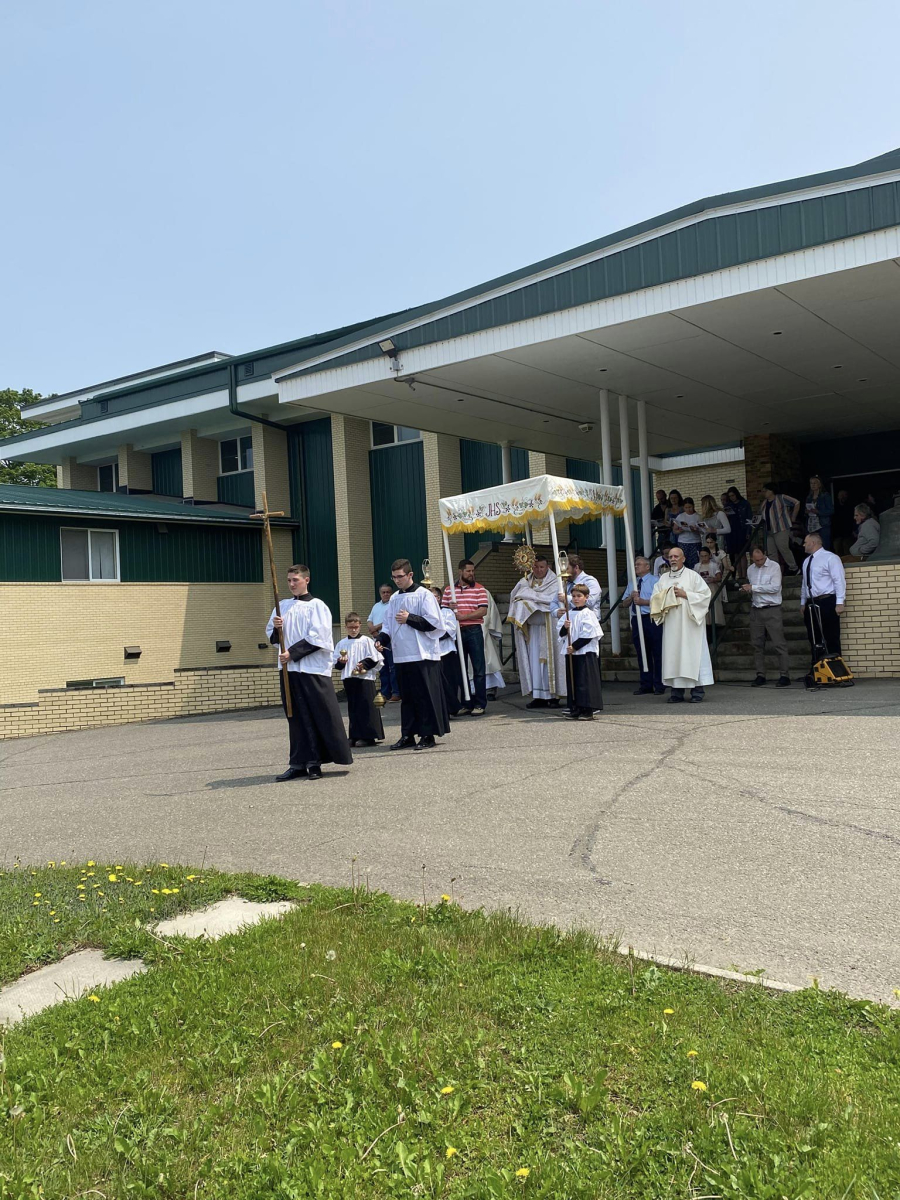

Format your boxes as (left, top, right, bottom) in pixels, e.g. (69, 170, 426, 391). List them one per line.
(725, 486, 753, 575)
(699, 494, 731, 551)
(804, 475, 834, 549)
(665, 490, 684, 547)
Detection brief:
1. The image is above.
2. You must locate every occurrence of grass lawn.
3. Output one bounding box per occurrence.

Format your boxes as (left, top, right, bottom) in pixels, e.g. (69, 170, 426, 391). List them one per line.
(1, 864, 899, 1198)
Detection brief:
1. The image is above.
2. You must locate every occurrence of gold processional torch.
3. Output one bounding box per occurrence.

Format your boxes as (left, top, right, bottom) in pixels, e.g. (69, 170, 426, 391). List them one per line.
(557, 548, 575, 701)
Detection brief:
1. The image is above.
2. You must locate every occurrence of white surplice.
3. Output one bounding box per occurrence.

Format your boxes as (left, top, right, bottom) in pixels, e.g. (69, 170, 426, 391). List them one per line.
(383, 585, 443, 663)
(507, 569, 567, 699)
(333, 634, 383, 682)
(650, 566, 714, 688)
(266, 596, 334, 676)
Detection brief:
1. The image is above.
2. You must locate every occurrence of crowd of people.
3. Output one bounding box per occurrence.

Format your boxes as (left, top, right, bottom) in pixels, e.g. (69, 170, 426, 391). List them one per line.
(262, 472, 867, 779)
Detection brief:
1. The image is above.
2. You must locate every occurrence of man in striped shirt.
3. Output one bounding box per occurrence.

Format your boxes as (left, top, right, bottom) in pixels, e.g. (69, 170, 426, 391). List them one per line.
(441, 559, 489, 715)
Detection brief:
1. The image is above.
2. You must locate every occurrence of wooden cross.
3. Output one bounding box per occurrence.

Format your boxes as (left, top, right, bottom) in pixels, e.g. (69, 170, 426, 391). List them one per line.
(251, 491, 292, 717)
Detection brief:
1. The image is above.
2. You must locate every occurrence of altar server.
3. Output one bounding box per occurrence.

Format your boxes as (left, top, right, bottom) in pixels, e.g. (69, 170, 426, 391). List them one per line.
(333, 612, 384, 746)
(377, 559, 450, 751)
(432, 585, 463, 717)
(557, 583, 604, 719)
(266, 565, 353, 780)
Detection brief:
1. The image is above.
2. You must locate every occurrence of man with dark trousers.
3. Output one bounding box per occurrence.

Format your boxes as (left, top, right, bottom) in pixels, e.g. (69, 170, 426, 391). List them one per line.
(800, 532, 846, 665)
(441, 559, 489, 716)
(623, 555, 665, 695)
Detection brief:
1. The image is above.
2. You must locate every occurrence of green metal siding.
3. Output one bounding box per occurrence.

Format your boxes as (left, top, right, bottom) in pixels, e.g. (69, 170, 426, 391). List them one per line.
(295, 418, 340, 616)
(216, 471, 255, 508)
(459, 440, 530, 557)
(0, 513, 262, 583)
(369, 440, 428, 595)
(565, 460, 643, 553)
(151, 448, 183, 497)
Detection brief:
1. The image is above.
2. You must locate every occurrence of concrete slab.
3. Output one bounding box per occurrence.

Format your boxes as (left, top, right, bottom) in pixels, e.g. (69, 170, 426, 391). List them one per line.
(0, 950, 146, 1026)
(154, 897, 295, 939)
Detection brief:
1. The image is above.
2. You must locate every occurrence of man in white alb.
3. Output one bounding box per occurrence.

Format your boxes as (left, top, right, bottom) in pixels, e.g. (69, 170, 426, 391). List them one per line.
(741, 546, 791, 688)
(650, 545, 714, 703)
(507, 555, 567, 709)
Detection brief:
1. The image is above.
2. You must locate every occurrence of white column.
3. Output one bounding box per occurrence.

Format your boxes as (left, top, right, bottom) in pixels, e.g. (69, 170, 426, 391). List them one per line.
(500, 442, 515, 542)
(618, 394, 634, 553)
(599, 390, 620, 653)
(637, 399, 653, 556)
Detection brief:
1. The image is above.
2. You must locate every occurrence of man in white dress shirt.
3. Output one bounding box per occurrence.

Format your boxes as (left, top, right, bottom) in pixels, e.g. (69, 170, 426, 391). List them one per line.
(741, 546, 791, 688)
(800, 532, 846, 665)
(557, 554, 603, 617)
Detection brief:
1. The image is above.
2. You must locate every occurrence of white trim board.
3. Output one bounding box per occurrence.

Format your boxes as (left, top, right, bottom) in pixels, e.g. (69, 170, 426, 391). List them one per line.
(276, 228, 900, 406)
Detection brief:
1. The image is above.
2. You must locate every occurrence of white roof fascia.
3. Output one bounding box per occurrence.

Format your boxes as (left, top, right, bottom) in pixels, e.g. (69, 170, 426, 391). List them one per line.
(276, 227, 900, 407)
(272, 167, 900, 384)
(638, 447, 746, 472)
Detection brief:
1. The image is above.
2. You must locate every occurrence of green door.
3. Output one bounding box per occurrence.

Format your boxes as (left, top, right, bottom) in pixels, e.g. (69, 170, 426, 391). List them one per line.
(369, 440, 428, 598)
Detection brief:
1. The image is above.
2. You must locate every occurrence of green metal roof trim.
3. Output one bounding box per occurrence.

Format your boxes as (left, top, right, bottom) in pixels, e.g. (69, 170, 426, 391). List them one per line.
(0, 485, 298, 527)
(292, 161, 900, 379)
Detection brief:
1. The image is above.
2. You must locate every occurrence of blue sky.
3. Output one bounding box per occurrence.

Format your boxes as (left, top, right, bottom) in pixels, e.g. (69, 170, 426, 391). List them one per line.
(3, 0, 900, 397)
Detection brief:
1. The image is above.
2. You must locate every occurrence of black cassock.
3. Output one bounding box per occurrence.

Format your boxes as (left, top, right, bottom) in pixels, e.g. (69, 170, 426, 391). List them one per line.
(380, 586, 450, 739)
(280, 673, 354, 769)
(559, 619, 604, 714)
(344, 678, 384, 742)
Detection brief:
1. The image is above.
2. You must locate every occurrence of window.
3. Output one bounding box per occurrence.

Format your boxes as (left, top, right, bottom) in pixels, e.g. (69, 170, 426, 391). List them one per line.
(66, 677, 125, 690)
(97, 463, 119, 492)
(370, 423, 421, 449)
(220, 435, 253, 474)
(60, 528, 120, 582)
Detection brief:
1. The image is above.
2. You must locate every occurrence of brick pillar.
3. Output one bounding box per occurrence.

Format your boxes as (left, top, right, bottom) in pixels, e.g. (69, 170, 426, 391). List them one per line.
(251, 424, 290, 514)
(743, 435, 801, 506)
(422, 432, 463, 586)
(117, 444, 153, 492)
(528, 451, 569, 543)
(181, 429, 219, 502)
(331, 414, 375, 617)
(58, 457, 98, 490)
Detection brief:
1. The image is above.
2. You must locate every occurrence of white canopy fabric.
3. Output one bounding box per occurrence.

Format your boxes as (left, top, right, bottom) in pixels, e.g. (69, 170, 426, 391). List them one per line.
(439, 474, 626, 535)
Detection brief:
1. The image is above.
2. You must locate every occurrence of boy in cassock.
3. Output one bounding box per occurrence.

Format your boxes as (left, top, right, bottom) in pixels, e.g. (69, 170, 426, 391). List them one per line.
(557, 582, 604, 720)
(334, 612, 384, 746)
(377, 558, 450, 751)
(266, 564, 353, 781)
(432, 585, 462, 718)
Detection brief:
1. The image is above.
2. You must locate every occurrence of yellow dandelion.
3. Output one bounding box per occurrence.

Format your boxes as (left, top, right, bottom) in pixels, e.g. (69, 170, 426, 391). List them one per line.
(33, 892, 41, 898)
(161, 888, 172, 895)
(47, 861, 56, 868)
(76, 884, 85, 890)
(446, 1146, 458, 1159)
(108, 874, 118, 882)
(186, 874, 197, 881)
(86, 871, 95, 877)
(87, 994, 100, 1003)
(331, 1041, 343, 1049)
(515, 1167, 530, 1179)
(691, 1080, 708, 1092)
(98, 891, 105, 897)
(49, 910, 56, 916)
(133, 880, 143, 886)
(32, 901, 39, 907)
(440, 1086, 455, 1095)
(441, 894, 451, 902)
(87, 861, 95, 867)
(171, 887, 180, 894)
(53, 919, 60, 924)
(893, 988, 900, 999)
(151, 888, 160, 894)
(60, 861, 66, 866)
(159, 862, 169, 868)
(663, 1008, 674, 1015)
(78, 896, 86, 902)
(686, 1050, 698, 1058)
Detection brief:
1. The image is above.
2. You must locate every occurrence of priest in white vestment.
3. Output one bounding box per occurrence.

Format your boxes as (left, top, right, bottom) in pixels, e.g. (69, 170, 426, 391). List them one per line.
(507, 555, 567, 709)
(650, 545, 715, 703)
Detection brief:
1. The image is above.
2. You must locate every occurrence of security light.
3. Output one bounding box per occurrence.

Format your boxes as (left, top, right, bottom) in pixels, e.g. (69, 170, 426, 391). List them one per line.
(379, 338, 397, 356)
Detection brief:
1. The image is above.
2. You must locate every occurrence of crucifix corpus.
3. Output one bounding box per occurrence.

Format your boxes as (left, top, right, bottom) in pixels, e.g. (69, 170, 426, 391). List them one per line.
(251, 491, 292, 717)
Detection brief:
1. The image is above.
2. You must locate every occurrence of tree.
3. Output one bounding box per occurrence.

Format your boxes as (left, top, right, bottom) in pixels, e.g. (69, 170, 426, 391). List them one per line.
(0, 389, 57, 487)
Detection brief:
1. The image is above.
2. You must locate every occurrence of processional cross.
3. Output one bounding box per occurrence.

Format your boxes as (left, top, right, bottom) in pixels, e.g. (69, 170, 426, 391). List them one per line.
(251, 491, 292, 717)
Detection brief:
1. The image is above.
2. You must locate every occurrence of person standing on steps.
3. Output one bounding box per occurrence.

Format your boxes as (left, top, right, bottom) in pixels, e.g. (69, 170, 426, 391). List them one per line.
(378, 559, 450, 752)
(741, 546, 791, 688)
(266, 565, 353, 782)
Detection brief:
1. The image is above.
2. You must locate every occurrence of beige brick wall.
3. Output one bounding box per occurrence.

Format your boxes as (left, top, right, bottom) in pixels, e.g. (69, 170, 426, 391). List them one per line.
(422, 432, 464, 583)
(181, 429, 219, 501)
(528, 451, 569, 543)
(58, 457, 98, 490)
(251, 424, 290, 515)
(117, 444, 153, 492)
(332, 415, 375, 616)
(0, 666, 281, 742)
(843, 563, 900, 678)
(0, 582, 277, 706)
(652, 461, 747, 505)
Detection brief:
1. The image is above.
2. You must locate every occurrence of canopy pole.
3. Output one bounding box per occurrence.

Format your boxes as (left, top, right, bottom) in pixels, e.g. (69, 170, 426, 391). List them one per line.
(525, 521, 532, 546)
(500, 442, 515, 542)
(547, 516, 568, 702)
(637, 399, 653, 556)
(618, 394, 635, 552)
(441, 528, 471, 703)
(599, 390, 620, 653)
(622, 506, 649, 673)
